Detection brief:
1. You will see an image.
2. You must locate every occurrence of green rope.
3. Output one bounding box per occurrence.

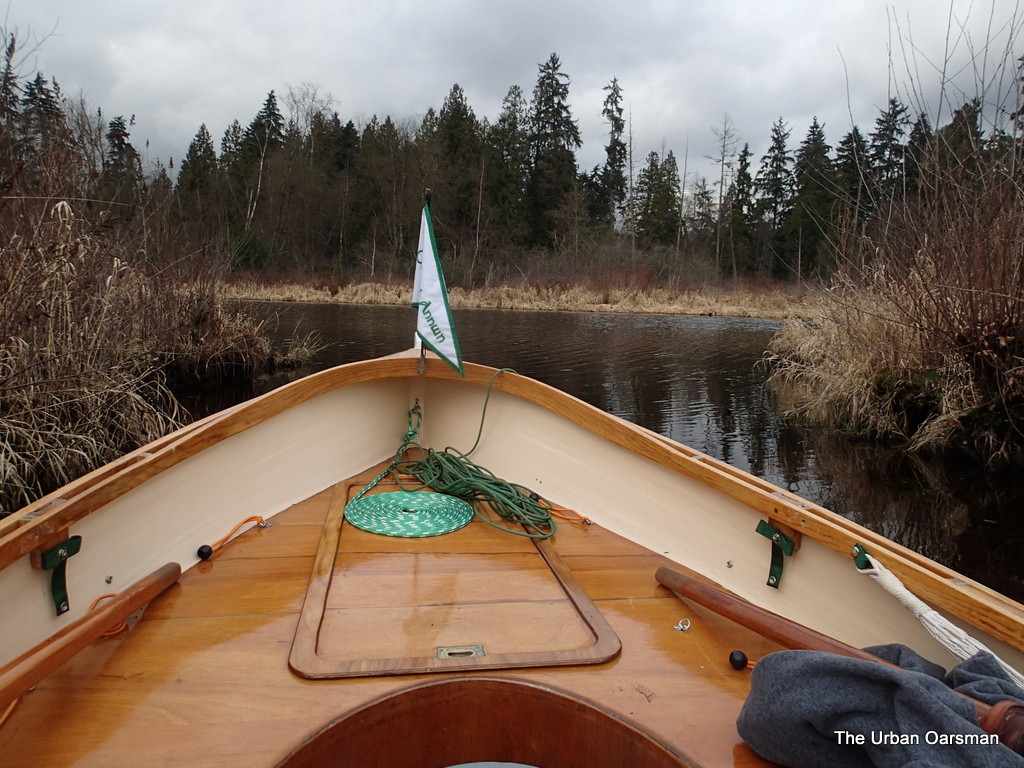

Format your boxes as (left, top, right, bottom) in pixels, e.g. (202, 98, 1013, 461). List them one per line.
(394, 447, 556, 539)
(344, 491, 473, 537)
(345, 368, 558, 539)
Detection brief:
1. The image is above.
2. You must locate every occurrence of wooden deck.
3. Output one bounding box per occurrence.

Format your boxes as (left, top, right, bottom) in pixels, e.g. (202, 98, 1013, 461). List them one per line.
(0, 465, 783, 767)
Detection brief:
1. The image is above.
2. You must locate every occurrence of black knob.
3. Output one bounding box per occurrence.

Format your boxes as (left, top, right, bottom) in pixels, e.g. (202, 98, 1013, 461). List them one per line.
(729, 650, 749, 670)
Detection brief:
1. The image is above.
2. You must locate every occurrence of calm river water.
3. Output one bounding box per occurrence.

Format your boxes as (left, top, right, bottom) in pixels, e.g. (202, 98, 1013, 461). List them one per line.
(195, 302, 1024, 601)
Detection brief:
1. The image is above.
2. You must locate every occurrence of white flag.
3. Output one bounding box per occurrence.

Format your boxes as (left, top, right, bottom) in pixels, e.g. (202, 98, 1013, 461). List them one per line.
(412, 203, 463, 375)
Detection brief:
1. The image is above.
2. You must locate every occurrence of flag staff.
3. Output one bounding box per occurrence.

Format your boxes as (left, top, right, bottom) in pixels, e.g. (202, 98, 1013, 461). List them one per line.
(415, 190, 431, 374)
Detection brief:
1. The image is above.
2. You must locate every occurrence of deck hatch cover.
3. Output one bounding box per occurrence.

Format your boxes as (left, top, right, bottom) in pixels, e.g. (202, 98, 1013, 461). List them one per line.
(289, 476, 620, 679)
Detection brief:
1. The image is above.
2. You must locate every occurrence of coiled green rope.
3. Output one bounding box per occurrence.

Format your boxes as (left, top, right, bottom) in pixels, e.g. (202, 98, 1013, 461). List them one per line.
(346, 369, 558, 539)
(344, 491, 473, 537)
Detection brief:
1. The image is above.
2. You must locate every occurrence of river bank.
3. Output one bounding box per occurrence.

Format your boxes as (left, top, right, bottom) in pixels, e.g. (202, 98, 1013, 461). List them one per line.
(221, 278, 818, 320)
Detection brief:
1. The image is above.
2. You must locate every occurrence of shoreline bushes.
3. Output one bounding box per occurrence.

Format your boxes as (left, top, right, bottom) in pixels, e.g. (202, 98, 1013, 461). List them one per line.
(0, 201, 291, 517)
(767, 104, 1024, 466)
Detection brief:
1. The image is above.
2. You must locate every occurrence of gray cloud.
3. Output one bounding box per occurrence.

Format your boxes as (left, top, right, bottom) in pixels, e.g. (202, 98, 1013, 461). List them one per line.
(6, 0, 1021, 180)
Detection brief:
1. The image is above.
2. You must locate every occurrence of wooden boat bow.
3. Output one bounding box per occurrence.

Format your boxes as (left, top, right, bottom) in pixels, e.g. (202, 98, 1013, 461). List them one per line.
(1, 351, 1022, 766)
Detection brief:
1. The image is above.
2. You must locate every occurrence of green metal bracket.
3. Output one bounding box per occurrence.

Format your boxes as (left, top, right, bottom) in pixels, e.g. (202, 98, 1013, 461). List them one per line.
(851, 542, 872, 570)
(39, 535, 82, 615)
(755, 520, 795, 589)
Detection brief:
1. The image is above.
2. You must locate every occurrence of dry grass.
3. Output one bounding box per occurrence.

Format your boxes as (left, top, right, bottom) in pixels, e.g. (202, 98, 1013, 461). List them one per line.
(1, 205, 178, 514)
(222, 278, 814, 320)
(0, 203, 294, 517)
(767, 284, 979, 447)
(767, 171, 1024, 463)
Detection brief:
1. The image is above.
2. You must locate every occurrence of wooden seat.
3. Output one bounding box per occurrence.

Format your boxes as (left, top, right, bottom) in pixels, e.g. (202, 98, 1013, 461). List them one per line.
(276, 676, 689, 768)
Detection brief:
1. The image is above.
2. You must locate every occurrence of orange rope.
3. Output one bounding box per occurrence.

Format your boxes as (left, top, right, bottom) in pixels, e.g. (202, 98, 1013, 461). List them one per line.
(88, 593, 127, 637)
(211, 515, 266, 553)
(535, 498, 591, 526)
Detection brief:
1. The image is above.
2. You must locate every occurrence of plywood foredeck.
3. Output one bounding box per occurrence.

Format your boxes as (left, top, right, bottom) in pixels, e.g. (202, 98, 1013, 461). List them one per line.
(0, 470, 781, 767)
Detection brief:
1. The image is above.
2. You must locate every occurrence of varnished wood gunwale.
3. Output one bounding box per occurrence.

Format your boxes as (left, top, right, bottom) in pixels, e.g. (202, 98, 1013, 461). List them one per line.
(635, 423, 1024, 641)
(0, 404, 242, 541)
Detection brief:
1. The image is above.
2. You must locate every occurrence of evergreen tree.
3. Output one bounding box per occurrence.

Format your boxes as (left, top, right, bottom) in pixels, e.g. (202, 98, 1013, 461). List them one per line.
(755, 118, 794, 229)
(416, 109, 441, 181)
(904, 113, 933, 193)
(232, 91, 286, 234)
(630, 150, 681, 247)
(684, 174, 716, 254)
(220, 119, 243, 168)
(834, 126, 869, 204)
(325, 114, 359, 173)
(216, 119, 248, 226)
(591, 77, 626, 228)
(725, 143, 756, 275)
(147, 160, 173, 212)
(657, 150, 682, 247)
(935, 100, 983, 178)
(484, 85, 531, 247)
(176, 124, 218, 217)
(868, 97, 910, 198)
(754, 118, 794, 277)
(241, 90, 285, 162)
(19, 73, 66, 164)
(435, 83, 482, 238)
(349, 115, 416, 267)
(527, 53, 581, 248)
(437, 84, 478, 160)
(100, 115, 143, 206)
(785, 117, 836, 278)
(0, 36, 19, 134)
(0, 35, 20, 192)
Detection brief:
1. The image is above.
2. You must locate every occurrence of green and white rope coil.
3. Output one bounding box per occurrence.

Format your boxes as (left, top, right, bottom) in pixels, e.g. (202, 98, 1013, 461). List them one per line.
(344, 491, 473, 537)
(344, 367, 558, 540)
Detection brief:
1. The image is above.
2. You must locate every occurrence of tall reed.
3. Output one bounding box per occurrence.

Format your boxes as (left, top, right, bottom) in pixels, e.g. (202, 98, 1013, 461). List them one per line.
(1, 204, 177, 513)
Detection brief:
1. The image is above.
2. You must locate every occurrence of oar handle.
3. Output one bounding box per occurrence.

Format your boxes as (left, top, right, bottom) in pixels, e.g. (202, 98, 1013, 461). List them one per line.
(656, 565, 880, 662)
(0, 562, 182, 713)
(655, 566, 1024, 753)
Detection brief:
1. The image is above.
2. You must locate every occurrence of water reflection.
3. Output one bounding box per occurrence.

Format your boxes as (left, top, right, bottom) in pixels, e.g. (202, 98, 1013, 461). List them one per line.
(188, 302, 1024, 602)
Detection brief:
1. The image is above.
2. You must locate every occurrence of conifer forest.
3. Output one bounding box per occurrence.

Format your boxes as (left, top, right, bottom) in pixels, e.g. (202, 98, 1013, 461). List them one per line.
(3, 30, 1024, 515)
(6, 45, 1015, 289)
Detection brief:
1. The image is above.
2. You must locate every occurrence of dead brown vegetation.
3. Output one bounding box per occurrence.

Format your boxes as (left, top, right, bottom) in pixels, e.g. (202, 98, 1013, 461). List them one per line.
(221, 277, 812, 320)
(0, 201, 315, 517)
(767, 144, 1024, 464)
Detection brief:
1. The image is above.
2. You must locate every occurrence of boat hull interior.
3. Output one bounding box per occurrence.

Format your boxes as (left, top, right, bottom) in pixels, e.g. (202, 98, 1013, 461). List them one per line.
(3, 352, 1024, 766)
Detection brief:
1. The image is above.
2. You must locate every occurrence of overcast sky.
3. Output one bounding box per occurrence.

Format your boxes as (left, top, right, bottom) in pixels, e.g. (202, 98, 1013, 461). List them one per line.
(4, 1, 1022, 181)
